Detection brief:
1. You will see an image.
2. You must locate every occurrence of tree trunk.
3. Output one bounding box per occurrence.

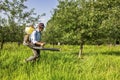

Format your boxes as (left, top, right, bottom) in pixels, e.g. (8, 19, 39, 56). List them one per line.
(18, 42, 21, 46)
(78, 43, 84, 58)
(0, 39, 4, 49)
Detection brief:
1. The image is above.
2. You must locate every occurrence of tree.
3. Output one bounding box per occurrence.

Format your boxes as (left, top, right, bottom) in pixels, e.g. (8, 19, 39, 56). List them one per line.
(46, 0, 120, 57)
(0, 0, 45, 49)
(98, 0, 120, 45)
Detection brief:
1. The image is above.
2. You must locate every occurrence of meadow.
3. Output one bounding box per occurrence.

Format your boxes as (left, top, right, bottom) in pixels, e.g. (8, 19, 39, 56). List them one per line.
(0, 43, 120, 80)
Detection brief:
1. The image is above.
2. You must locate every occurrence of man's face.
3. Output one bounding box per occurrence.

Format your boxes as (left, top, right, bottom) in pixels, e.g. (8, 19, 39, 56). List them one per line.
(38, 26, 44, 31)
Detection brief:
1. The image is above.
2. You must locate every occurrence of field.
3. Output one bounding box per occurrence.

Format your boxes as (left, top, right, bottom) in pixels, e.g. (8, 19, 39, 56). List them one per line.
(0, 43, 120, 80)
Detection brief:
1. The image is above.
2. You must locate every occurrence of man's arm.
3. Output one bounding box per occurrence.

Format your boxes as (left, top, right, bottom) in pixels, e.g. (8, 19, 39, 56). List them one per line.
(35, 42, 45, 47)
(31, 31, 45, 47)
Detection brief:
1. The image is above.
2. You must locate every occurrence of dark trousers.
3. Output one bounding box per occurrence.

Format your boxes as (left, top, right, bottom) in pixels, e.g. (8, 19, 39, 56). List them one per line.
(26, 48, 40, 62)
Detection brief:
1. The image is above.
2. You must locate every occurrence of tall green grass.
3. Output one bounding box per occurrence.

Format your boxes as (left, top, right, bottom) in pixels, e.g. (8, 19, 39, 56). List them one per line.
(0, 43, 120, 80)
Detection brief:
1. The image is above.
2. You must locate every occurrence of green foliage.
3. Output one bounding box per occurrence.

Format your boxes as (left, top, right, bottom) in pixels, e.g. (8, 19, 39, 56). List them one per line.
(0, 43, 120, 80)
(45, 0, 120, 45)
(43, 19, 63, 44)
(0, 0, 45, 43)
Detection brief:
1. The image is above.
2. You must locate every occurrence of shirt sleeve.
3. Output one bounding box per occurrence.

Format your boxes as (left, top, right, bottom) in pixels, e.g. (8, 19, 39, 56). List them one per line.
(31, 31, 38, 44)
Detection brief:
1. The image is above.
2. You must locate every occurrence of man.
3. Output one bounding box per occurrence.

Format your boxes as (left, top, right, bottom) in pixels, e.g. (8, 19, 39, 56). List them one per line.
(25, 23, 45, 62)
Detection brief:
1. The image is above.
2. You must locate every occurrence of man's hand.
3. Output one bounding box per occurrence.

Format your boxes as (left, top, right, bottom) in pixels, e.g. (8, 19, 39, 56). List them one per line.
(35, 42, 45, 47)
(40, 42, 45, 47)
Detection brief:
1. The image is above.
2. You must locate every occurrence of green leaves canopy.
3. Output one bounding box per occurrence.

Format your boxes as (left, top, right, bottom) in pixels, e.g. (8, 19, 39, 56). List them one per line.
(45, 0, 120, 45)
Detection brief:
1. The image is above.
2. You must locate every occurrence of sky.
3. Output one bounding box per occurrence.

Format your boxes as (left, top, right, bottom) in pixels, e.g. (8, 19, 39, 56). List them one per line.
(25, 0, 58, 25)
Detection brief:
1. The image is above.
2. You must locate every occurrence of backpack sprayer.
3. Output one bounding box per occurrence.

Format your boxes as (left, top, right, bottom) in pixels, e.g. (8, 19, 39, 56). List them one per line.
(23, 25, 60, 51)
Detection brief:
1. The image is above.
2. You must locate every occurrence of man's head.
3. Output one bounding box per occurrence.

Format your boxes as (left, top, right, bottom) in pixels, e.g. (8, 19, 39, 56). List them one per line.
(37, 23, 45, 31)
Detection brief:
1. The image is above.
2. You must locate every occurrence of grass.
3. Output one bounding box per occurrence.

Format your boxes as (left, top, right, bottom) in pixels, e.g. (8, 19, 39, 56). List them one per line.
(0, 43, 120, 80)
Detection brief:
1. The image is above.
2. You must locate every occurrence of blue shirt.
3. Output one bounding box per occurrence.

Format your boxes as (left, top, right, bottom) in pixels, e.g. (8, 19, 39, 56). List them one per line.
(30, 29, 41, 44)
